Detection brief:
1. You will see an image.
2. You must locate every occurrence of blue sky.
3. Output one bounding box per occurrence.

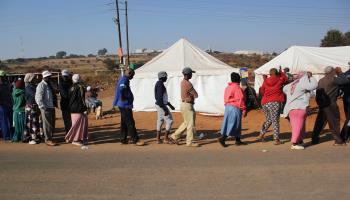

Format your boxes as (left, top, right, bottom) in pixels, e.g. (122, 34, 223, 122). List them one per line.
(0, 0, 349, 59)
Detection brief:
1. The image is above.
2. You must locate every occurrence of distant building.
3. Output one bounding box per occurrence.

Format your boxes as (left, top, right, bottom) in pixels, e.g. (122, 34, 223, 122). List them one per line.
(135, 48, 147, 54)
(134, 48, 162, 55)
(234, 50, 264, 56)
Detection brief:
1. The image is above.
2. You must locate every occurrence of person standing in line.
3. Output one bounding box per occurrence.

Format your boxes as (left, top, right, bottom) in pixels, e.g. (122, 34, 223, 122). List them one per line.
(154, 71, 175, 144)
(282, 71, 317, 150)
(24, 73, 41, 144)
(59, 69, 72, 135)
(0, 70, 13, 141)
(65, 74, 88, 146)
(12, 80, 26, 142)
(312, 66, 349, 145)
(340, 62, 350, 142)
(35, 70, 56, 146)
(113, 68, 144, 146)
(169, 67, 199, 147)
(218, 72, 247, 147)
(259, 67, 288, 145)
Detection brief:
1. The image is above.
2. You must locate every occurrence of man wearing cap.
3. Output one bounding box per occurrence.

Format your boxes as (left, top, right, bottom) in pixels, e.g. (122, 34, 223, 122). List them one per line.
(0, 70, 13, 140)
(312, 66, 350, 146)
(169, 67, 199, 147)
(113, 68, 144, 146)
(154, 71, 175, 144)
(59, 69, 72, 134)
(35, 70, 56, 146)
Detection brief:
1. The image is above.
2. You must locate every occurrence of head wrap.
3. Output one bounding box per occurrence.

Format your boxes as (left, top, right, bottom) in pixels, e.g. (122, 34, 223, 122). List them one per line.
(290, 71, 306, 95)
(15, 80, 25, 89)
(72, 74, 80, 83)
(24, 73, 35, 83)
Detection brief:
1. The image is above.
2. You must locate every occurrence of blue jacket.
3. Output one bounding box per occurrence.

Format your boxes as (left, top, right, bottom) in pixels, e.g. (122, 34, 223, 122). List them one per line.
(113, 76, 134, 109)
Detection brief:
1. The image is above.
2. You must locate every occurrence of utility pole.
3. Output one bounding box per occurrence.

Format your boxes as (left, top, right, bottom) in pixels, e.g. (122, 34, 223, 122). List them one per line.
(114, 0, 124, 75)
(125, 0, 130, 68)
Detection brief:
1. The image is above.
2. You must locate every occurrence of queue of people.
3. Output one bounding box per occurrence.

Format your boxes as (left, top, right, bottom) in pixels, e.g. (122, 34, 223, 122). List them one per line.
(0, 69, 95, 147)
(1, 63, 350, 150)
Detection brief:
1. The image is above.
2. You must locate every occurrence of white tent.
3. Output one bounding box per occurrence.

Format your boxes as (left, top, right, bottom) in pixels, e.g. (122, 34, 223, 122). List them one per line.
(131, 38, 239, 114)
(254, 45, 350, 92)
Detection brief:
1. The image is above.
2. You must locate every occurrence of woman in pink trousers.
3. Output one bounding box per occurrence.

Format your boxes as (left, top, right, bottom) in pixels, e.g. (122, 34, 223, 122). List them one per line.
(282, 71, 317, 150)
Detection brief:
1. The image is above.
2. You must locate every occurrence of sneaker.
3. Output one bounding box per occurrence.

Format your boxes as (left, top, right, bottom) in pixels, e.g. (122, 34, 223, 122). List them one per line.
(235, 140, 247, 146)
(45, 140, 57, 146)
(291, 145, 305, 150)
(333, 142, 346, 146)
(29, 140, 37, 145)
(218, 137, 228, 148)
(186, 143, 200, 147)
(72, 141, 83, 146)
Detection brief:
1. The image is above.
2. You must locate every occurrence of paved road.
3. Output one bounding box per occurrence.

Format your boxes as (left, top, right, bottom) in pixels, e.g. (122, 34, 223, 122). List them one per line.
(0, 143, 350, 200)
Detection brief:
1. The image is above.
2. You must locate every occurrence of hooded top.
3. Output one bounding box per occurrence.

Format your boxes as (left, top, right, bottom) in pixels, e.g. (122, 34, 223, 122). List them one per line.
(282, 75, 318, 117)
(12, 88, 26, 112)
(259, 72, 288, 105)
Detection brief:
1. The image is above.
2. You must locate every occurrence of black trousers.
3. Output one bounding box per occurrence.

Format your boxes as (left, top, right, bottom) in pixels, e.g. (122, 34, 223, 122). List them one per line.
(119, 107, 139, 143)
(61, 109, 72, 134)
(341, 99, 350, 141)
(312, 103, 343, 143)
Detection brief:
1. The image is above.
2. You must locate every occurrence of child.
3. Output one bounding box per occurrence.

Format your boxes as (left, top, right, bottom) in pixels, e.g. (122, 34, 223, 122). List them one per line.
(12, 80, 26, 142)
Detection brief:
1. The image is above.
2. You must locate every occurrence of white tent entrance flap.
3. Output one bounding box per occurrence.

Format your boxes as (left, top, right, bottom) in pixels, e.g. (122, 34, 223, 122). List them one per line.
(131, 38, 239, 114)
(254, 45, 350, 92)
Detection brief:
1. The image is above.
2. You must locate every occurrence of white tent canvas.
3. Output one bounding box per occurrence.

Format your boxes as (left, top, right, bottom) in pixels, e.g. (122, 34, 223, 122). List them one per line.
(131, 38, 239, 114)
(254, 45, 350, 92)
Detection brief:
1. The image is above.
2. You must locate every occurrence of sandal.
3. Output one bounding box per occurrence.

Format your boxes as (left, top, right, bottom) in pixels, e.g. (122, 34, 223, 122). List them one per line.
(258, 133, 266, 143)
(168, 137, 179, 145)
(273, 139, 282, 145)
(163, 139, 172, 144)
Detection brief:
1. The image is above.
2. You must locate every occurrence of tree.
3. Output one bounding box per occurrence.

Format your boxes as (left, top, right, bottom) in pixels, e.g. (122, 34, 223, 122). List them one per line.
(98, 48, 108, 56)
(343, 31, 350, 45)
(56, 51, 67, 59)
(87, 54, 95, 57)
(320, 29, 344, 47)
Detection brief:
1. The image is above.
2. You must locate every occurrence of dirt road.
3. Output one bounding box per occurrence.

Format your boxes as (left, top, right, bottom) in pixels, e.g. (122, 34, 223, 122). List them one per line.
(1, 91, 350, 200)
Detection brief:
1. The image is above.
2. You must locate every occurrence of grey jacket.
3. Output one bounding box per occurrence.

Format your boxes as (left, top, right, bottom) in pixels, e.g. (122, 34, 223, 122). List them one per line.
(35, 80, 54, 109)
(282, 75, 318, 117)
(318, 73, 350, 104)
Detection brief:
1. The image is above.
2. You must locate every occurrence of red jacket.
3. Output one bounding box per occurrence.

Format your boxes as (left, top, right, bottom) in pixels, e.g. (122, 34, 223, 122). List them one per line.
(259, 72, 288, 105)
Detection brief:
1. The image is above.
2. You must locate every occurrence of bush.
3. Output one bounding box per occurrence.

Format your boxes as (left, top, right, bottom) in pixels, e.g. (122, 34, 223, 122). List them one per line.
(0, 63, 8, 70)
(103, 58, 116, 70)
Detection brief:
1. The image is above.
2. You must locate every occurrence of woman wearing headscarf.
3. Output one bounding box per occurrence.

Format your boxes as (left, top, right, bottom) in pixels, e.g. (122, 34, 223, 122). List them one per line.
(259, 67, 288, 145)
(24, 73, 41, 144)
(283, 71, 317, 150)
(218, 72, 247, 147)
(65, 74, 88, 146)
(12, 80, 26, 142)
